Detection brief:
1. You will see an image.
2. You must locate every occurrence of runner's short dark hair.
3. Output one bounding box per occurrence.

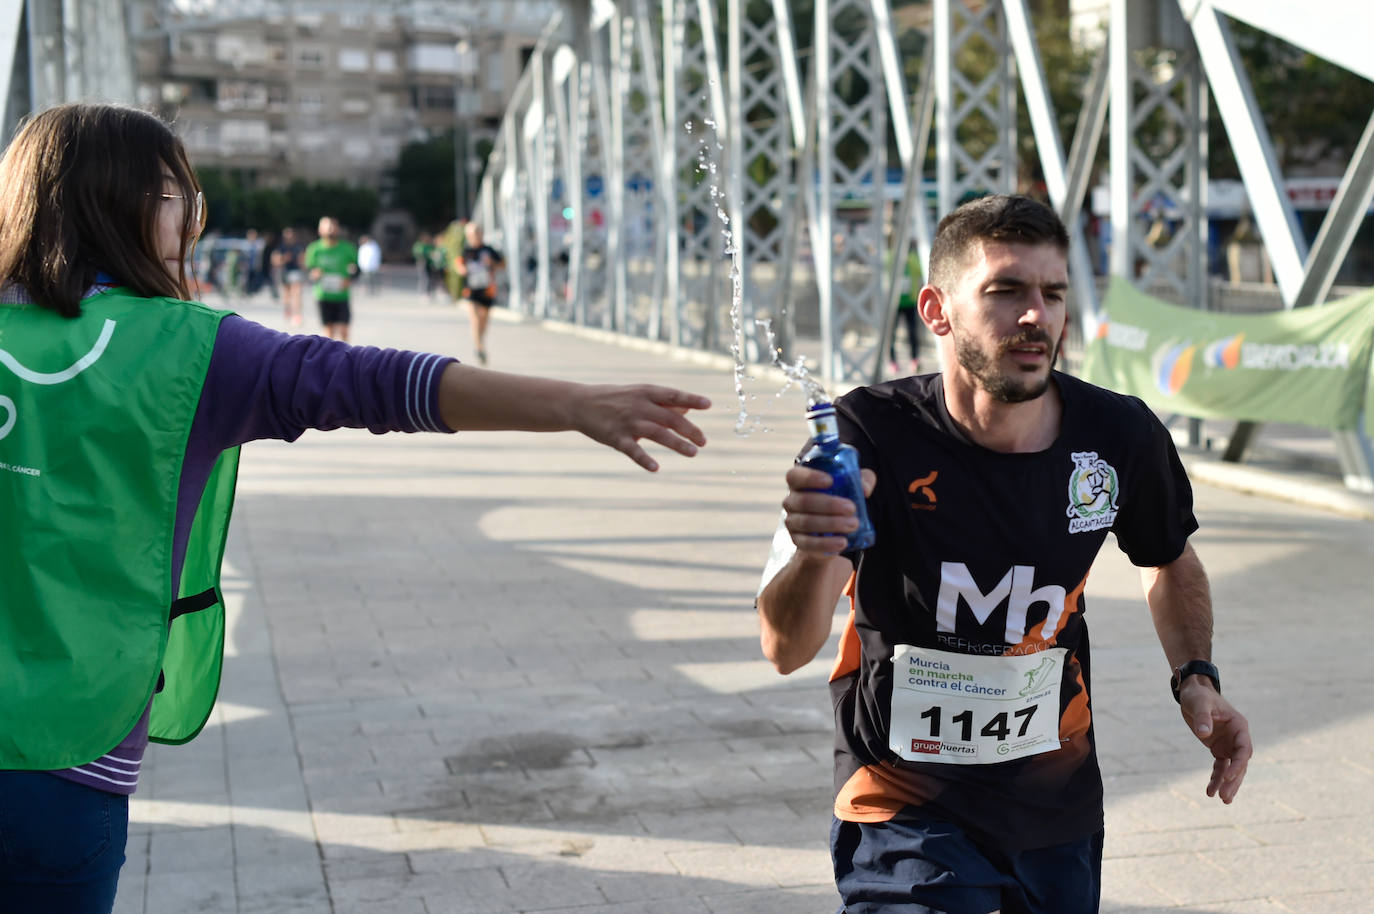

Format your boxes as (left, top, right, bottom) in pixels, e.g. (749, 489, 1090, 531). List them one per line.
(928, 194, 1068, 289)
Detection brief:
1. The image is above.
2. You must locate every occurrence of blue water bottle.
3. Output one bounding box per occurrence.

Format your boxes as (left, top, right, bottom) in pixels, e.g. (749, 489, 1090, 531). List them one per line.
(800, 397, 876, 551)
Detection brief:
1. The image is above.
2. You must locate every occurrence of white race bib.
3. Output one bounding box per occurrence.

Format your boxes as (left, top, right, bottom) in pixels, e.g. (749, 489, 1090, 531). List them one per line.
(889, 644, 1065, 765)
(320, 274, 346, 293)
(466, 262, 491, 289)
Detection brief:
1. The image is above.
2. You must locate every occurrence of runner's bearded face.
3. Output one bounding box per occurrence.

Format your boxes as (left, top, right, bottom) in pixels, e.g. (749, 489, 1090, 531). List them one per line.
(947, 240, 1068, 404)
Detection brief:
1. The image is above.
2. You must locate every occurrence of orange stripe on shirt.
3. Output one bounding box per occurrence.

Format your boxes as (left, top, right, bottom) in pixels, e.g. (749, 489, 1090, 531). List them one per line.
(834, 762, 934, 822)
(830, 572, 861, 682)
(1059, 663, 1092, 742)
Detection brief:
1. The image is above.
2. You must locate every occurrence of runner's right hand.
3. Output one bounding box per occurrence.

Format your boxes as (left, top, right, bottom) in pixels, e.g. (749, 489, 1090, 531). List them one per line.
(781, 466, 876, 555)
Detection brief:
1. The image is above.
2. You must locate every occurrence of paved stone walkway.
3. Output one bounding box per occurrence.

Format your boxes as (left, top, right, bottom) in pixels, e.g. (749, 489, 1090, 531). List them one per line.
(113, 284, 1374, 913)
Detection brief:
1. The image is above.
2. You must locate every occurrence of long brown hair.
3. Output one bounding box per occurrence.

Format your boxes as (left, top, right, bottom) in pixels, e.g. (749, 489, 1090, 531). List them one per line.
(0, 103, 204, 317)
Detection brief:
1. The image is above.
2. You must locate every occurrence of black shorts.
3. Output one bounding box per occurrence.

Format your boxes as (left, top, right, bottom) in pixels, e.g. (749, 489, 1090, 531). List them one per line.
(831, 816, 1102, 914)
(464, 290, 496, 307)
(318, 298, 351, 325)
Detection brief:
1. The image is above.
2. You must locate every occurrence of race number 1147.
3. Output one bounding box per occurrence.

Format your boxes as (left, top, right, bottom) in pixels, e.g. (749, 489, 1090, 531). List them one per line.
(919, 704, 1038, 743)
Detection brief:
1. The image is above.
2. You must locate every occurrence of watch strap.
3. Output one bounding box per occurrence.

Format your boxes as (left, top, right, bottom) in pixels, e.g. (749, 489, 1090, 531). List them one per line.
(1171, 660, 1221, 703)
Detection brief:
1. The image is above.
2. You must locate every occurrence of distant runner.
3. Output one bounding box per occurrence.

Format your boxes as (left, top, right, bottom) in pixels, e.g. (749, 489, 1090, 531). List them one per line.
(304, 216, 358, 341)
(453, 222, 505, 366)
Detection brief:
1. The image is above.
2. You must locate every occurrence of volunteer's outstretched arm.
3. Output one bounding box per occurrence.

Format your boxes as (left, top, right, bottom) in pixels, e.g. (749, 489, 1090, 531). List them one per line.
(437, 363, 711, 472)
(1141, 541, 1252, 804)
(757, 466, 875, 674)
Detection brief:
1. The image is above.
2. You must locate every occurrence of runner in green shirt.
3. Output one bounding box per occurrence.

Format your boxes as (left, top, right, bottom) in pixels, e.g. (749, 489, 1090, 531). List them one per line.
(304, 217, 359, 341)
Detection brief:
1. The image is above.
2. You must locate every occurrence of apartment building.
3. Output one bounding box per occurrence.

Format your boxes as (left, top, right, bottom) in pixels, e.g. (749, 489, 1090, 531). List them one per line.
(133, 2, 554, 236)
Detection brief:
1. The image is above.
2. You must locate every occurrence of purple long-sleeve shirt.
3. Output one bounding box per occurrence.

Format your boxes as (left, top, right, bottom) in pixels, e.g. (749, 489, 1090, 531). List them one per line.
(53, 315, 455, 794)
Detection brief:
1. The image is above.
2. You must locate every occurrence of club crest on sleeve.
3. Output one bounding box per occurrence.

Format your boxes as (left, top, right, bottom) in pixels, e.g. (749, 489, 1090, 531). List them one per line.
(1066, 451, 1119, 534)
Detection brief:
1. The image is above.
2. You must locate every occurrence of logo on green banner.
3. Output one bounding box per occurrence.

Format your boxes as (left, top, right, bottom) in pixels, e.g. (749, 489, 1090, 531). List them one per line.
(1084, 278, 1374, 429)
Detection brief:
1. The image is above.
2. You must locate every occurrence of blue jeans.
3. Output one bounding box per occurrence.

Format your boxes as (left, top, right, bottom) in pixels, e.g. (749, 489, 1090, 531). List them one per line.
(0, 772, 128, 913)
(832, 816, 1103, 914)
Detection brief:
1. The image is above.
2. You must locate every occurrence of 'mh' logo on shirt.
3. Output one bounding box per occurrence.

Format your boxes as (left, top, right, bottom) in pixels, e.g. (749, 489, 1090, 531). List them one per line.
(935, 562, 1068, 644)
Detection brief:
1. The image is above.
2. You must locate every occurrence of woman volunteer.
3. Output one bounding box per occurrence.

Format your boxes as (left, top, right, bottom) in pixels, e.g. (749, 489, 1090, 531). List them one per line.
(0, 103, 710, 912)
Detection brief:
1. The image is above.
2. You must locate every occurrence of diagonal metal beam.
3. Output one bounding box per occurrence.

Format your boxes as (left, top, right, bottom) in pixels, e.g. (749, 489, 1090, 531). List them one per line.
(1003, 0, 1098, 322)
(875, 46, 936, 385)
(696, 0, 729, 141)
(1186, 0, 1306, 307)
(1288, 110, 1374, 490)
(1292, 111, 1374, 309)
(1061, 42, 1109, 236)
(870, 0, 911, 165)
(771, 0, 806, 149)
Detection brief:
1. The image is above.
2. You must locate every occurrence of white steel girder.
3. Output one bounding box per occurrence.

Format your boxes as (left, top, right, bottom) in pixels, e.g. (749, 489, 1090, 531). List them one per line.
(577, 47, 613, 329)
(550, 45, 584, 324)
(663, 0, 729, 351)
(934, 0, 1017, 216)
(726, 0, 795, 368)
(1003, 0, 1100, 329)
(1179, 0, 1374, 488)
(610, 0, 667, 338)
(1186, 1, 1301, 305)
(815, 0, 887, 385)
(469, 0, 1373, 490)
(1109, 0, 1208, 308)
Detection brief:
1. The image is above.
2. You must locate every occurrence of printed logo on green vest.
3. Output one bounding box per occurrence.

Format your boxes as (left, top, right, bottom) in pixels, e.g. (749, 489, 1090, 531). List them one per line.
(0, 319, 115, 443)
(1065, 450, 1119, 534)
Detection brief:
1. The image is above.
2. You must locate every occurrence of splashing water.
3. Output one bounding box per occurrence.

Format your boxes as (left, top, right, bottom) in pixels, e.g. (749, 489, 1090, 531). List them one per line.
(688, 106, 828, 437)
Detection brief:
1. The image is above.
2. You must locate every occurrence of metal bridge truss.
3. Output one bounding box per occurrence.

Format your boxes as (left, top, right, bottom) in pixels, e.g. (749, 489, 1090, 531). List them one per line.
(476, 0, 1374, 490)
(4, 0, 1373, 489)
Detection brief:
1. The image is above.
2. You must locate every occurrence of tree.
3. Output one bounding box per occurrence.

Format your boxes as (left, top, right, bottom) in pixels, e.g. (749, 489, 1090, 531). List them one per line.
(242, 188, 289, 234)
(392, 131, 458, 232)
(197, 168, 238, 234)
(1210, 20, 1374, 178)
(195, 170, 378, 235)
(290, 180, 380, 233)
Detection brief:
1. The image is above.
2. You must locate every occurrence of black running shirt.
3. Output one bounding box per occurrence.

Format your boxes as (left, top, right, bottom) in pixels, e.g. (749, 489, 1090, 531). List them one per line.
(828, 371, 1197, 852)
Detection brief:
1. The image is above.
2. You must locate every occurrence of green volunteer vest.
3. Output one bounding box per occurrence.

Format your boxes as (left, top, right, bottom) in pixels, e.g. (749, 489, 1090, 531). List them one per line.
(0, 288, 239, 768)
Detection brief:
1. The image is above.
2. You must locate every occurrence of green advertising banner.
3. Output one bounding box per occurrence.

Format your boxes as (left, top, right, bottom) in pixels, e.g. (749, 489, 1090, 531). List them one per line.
(1083, 278, 1374, 430)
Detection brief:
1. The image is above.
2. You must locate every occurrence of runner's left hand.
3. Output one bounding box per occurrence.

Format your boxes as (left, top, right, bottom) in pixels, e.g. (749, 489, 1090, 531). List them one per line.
(1179, 681, 1251, 804)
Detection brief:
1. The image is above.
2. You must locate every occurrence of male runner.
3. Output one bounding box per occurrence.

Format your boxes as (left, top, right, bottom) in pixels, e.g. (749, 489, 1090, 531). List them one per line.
(756, 194, 1251, 914)
(305, 216, 359, 341)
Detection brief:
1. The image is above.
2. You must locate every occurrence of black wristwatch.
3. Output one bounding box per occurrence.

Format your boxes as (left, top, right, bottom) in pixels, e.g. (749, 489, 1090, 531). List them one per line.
(1170, 660, 1221, 703)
